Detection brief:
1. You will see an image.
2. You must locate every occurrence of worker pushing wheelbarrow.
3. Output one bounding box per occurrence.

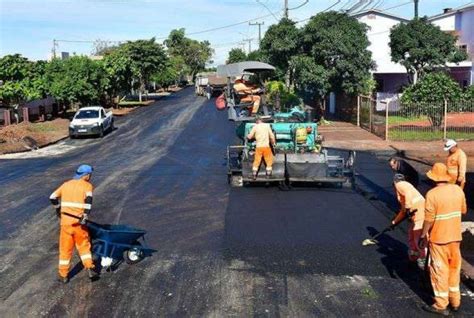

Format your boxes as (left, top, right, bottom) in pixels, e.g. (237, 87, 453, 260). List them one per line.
(50, 164, 153, 283)
(63, 212, 153, 270)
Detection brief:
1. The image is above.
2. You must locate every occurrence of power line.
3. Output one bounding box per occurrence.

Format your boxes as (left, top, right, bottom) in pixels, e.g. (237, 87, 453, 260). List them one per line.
(256, 0, 280, 21)
(249, 21, 265, 45)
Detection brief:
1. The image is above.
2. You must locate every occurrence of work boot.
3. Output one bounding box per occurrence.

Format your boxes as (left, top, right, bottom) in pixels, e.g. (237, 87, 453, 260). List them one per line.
(58, 276, 69, 284)
(87, 268, 99, 281)
(421, 305, 449, 316)
(450, 304, 460, 312)
(266, 170, 272, 179)
(252, 173, 257, 180)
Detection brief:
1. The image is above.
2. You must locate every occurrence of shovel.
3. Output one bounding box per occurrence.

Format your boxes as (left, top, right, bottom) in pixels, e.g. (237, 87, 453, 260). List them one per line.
(362, 226, 394, 246)
(362, 210, 415, 246)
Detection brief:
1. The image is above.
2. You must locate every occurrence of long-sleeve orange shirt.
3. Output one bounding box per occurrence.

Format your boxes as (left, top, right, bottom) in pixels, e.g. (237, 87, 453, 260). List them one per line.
(447, 148, 467, 182)
(424, 184, 467, 244)
(393, 181, 425, 224)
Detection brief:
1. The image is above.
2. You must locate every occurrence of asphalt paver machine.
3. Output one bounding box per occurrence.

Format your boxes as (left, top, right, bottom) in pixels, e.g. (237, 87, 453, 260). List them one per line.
(227, 111, 355, 187)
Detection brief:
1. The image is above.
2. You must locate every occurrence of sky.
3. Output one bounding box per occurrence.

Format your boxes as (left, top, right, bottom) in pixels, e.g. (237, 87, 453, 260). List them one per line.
(0, 0, 472, 65)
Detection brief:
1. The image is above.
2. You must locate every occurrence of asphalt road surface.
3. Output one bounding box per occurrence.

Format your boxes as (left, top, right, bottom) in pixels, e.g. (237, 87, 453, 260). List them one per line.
(1, 88, 473, 317)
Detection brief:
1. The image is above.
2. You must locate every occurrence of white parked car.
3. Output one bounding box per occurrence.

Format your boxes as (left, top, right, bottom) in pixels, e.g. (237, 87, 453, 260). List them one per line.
(69, 106, 114, 138)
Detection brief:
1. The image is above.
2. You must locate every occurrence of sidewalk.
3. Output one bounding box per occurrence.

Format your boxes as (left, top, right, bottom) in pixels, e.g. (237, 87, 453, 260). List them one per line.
(320, 120, 474, 289)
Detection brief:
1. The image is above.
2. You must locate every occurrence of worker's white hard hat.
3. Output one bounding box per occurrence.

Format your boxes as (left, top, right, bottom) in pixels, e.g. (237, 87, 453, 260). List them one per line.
(443, 139, 457, 151)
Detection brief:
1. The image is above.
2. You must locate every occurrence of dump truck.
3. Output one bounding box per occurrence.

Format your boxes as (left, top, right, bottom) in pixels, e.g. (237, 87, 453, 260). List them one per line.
(195, 73, 227, 99)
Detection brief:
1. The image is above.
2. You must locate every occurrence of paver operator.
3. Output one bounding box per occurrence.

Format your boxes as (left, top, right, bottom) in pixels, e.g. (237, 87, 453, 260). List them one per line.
(418, 163, 467, 316)
(391, 174, 426, 269)
(444, 139, 467, 190)
(49, 164, 98, 283)
(247, 116, 276, 180)
(234, 78, 262, 115)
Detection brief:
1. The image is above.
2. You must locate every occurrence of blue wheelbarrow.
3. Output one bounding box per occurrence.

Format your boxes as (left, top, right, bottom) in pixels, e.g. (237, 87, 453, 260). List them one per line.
(63, 212, 153, 268)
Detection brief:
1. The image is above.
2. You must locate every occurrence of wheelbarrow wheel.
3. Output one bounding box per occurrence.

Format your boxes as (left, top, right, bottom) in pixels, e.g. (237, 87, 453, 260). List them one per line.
(124, 244, 144, 265)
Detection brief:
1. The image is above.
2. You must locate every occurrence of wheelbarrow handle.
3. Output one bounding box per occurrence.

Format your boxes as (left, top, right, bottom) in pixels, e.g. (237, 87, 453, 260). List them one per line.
(61, 212, 100, 226)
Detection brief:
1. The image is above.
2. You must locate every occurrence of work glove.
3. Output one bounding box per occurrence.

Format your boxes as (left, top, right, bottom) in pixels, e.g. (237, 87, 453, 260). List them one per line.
(418, 236, 428, 250)
(389, 220, 396, 230)
(80, 214, 88, 225)
(406, 209, 417, 218)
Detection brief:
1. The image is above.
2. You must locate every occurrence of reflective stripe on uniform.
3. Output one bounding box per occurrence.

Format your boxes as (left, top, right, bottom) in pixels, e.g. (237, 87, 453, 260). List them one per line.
(449, 286, 460, 292)
(59, 259, 70, 266)
(85, 191, 93, 197)
(61, 202, 92, 209)
(434, 211, 461, 221)
(433, 290, 449, 297)
(80, 253, 92, 261)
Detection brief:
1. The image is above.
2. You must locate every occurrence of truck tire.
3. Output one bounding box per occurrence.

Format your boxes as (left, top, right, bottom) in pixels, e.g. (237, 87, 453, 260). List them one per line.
(98, 126, 104, 138)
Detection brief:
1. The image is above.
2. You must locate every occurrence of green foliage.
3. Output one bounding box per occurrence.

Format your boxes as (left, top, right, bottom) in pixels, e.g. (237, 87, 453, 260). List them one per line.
(290, 55, 330, 104)
(389, 18, 467, 79)
(302, 11, 374, 96)
(0, 54, 47, 105)
(165, 29, 214, 78)
(260, 18, 300, 80)
(462, 85, 474, 100)
(247, 50, 263, 62)
(151, 56, 181, 89)
(227, 48, 247, 64)
(45, 56, 108, 106)
(401, 72, 462, 127)
(265, 80, 300, 109)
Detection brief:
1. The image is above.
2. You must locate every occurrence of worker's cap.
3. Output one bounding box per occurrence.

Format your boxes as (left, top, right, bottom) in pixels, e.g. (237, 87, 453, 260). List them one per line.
(393, 173, 405, 183)
(443, 139, 457, 151)
(74, 164, 93, 179)
(426, 163, 451, 182)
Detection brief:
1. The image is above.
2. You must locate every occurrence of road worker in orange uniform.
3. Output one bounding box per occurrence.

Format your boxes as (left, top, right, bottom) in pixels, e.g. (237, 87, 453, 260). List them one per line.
(444, 139, 467, 190)
(234, 78, 262, 115)
(419, 163, 467, 316)
(50, 164, 98, 283)
(391, 174, 426, 269)
(247, 116, 276, 179)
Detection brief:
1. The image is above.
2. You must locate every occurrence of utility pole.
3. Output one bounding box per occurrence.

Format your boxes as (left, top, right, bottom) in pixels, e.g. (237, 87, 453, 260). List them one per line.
(242, 38, 254, 53)
(249, 21, 264, 46)
(284, 0, 289, 18)
(414, 0, 419, 19)
(52, 39, 58, 59)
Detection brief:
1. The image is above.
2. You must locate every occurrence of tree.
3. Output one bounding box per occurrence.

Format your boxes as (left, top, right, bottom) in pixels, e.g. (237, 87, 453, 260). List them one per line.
(301, 11, 374, 96)
(45, 56, 108, 108)
(260, 18, 300, 82)
(401, 72, 462, 127)
(247, 50, 263, 62)
(227, 48, 247, 64)
(389, 18, 467, 83)
(290, 55, 330, 106)
(151, 57, 180, 91)
(0, 54, 46, 106)
(164, 29, 214, 79)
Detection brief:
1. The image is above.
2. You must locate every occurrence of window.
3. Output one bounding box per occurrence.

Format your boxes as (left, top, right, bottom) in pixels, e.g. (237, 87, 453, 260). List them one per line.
(75, 110, 99, 119)
(458, 44, 468, 54)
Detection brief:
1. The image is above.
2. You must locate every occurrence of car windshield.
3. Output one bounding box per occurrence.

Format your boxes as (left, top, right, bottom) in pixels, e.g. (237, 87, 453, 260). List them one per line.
(75, 110, 99, 119)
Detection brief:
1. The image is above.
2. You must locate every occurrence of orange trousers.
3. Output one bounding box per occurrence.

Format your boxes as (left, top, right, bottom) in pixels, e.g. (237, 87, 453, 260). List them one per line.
(241, 95, 261, 114)
(59, 224, 94, 278)
(429, 241, 461, 310)
(253, 147, 273, 173)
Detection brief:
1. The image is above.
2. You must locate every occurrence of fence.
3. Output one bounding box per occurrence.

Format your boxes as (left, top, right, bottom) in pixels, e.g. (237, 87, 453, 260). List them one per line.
(0, 97, 59, 127)
(356, 95, 474, 141)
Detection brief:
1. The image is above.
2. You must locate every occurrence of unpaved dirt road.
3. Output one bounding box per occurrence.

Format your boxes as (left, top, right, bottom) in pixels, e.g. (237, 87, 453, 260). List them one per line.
(1, 88, 473, 317)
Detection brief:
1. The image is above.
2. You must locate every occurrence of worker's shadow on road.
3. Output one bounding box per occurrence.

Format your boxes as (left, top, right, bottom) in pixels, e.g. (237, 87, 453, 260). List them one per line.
(366, 226, 433, 304)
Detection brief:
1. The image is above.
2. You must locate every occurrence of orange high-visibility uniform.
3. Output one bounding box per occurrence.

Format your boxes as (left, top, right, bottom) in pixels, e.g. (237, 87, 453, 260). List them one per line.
(425, 184, 467, 310)
(248, 123, 276, 174)
(447, 148, 467, 190)
(234, 82, 261, 114)
(50, 179, 94, 278)
(393, 181, 426, 263)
